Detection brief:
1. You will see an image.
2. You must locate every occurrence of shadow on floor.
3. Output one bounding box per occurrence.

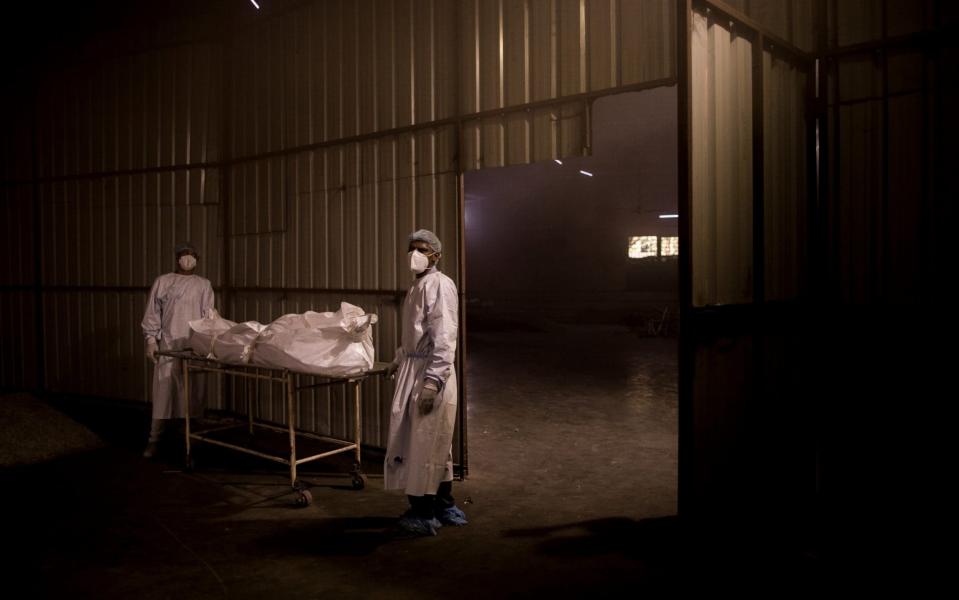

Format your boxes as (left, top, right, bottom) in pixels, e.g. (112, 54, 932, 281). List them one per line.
(247, 516, 399, 557)
(504, 515, 682, 562)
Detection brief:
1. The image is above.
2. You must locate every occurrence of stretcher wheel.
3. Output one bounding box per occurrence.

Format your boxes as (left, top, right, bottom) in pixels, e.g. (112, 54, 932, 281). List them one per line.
(294, 489, 313, 507)
(293, 479, 308, 491)
(184, 456, 195, 472)
(351, 473, 368, 490)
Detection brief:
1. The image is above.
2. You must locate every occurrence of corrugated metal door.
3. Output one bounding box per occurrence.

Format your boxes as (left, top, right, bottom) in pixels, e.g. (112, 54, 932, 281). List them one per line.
(814, 0, 952, 547)
(680, 0, 816, 524)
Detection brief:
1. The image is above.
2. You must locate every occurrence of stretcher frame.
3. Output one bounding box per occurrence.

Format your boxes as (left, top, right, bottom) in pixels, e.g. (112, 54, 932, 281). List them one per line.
(159, 350, 389, 500)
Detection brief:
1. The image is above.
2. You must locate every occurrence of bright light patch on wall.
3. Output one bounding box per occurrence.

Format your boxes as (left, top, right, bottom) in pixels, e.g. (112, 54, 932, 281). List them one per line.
(554, 159, 563, 165)
(659, 214, 678, 219)
(579, 170, 593, 177)
(249, 0, 260, 9)
(660, 236, 679, 256)
(628, 236, 658, 259)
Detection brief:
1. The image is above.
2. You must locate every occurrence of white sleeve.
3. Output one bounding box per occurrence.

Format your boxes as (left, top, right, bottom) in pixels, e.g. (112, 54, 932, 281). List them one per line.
(424, 277, 459, 387)
(141, 277, 162, 340)
(202, 280, 215, 316)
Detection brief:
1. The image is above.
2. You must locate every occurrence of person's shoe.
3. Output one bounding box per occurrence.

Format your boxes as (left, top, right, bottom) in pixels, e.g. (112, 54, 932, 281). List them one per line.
(436, 505, 468, 526)
(142, 441, 159, 459)
(397, 514, 441, 536)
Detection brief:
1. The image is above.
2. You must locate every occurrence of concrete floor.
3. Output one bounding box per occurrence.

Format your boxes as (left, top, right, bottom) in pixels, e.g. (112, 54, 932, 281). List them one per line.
(2, 325, 823, 596)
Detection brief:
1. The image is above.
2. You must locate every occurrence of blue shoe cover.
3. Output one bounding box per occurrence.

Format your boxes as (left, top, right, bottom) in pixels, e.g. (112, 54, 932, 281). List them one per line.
(436, 505, 468, 526)
(397, 515, 441, 536)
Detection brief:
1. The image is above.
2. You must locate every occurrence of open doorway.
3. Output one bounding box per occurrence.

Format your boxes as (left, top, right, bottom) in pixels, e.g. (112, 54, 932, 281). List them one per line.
(462, 86, 679, 524)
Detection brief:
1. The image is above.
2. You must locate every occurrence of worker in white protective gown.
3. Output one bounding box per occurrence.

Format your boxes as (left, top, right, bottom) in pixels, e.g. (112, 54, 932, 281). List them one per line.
(140, 242, 214, 458)
(385, 229, 468, 536)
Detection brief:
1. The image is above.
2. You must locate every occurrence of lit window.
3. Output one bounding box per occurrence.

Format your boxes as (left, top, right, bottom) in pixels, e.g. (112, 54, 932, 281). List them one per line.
(660, 236, 679, 256)
(628, 236, 658, 259)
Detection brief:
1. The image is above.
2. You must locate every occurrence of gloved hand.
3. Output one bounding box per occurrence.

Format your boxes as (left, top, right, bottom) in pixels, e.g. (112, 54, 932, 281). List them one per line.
(146, 338, 159, 364)
(419, 381, 439, 415)
(385, 361, 399, 380)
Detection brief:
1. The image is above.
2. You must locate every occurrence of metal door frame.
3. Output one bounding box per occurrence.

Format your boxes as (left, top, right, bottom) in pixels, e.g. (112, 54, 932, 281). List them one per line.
(676, 0, 819, 517)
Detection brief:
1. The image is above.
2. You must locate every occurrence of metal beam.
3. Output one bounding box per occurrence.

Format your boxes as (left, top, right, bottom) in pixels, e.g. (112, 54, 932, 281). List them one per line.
(752, 32, 766, 304)
(222, 77, 679, 171)
(697, 0, 814, 64)
(819, 28, 953, 58)
(2, 77, 680, 188)
(31, 79, 45, 395)
(676, 0, 694, 520)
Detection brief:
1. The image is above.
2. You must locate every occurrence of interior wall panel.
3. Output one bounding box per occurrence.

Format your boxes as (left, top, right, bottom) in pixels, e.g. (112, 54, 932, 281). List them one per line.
(462, 0, 674, 116)
(0, 291, 38, 391)
(462, 100, 587, 170)
(691, 9, 754, 307)
(4, 0, 679, 459)
(1, 91, 35, 182)
(832, 0, 882, 47)
(621, 0, 675, 82)
(763, 52, 808, 301)
(0, 185, 35, 287)
(35, 43, 221, 179)
(39, 173, 221, 289)
(834, 100, 883, 303)
(231, 0, 459, 160)
(886, 93, 923, 303)
(39, 289, 220, 407)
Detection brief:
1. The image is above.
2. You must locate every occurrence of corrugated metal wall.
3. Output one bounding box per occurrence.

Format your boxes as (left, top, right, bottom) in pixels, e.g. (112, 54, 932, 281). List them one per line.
(723, 0, 817, 53)
(0, 184, 38, 392)
(1, 42, 225, 401)
(682, 0, 951, 530)
(0, 84, 39, 392)
(218, 0, 677, 449)
(683, 0, 815, 522)
(228, 1, 461, 155)
(3, 0, 679, 453)
(33, 45, 222, 179)
(690, 2, 812, 307)
(824, 0, 941, 303)
(763, 51, 808, 301)
(814, 0, 952, 548)
(690, 10, 754, 307)
(459, 0, 674, 169)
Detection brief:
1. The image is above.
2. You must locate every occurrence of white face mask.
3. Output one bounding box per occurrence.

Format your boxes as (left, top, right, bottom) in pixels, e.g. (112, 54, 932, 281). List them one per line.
(408, 250, 430, 274)
(178, 255, 197, 271)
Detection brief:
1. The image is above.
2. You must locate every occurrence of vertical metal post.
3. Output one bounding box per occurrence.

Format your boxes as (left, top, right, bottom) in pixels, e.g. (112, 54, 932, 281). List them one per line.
(750, 30, 767, 518)
(814, 0, 830, 302)
(676, 0, 694, 519)
(31, 80, 46, 395)
(879, 0, 889, 301)
(183, 358, 192, 458)
(919, 0, 933, 301)
(828, 3, 841, 300)
(287, 371, 297, 487)
(247, 374, 254, 435)
(219, 37, 234, 415)
(456, 168, 469, 478)
(752, 32, 765, 305)
(805, 55, 818, 301)
(450, 3, 468, 480)
(353, 380, 362, 465)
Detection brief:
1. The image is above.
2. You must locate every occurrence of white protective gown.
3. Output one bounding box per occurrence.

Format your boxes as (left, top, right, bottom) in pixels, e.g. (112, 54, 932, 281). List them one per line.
(141, 273, 215, 420)
(384, 267, 459, 497)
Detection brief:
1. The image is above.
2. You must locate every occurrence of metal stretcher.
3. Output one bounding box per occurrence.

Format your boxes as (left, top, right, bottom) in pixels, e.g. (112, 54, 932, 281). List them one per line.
(159, 350, 390, 506)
